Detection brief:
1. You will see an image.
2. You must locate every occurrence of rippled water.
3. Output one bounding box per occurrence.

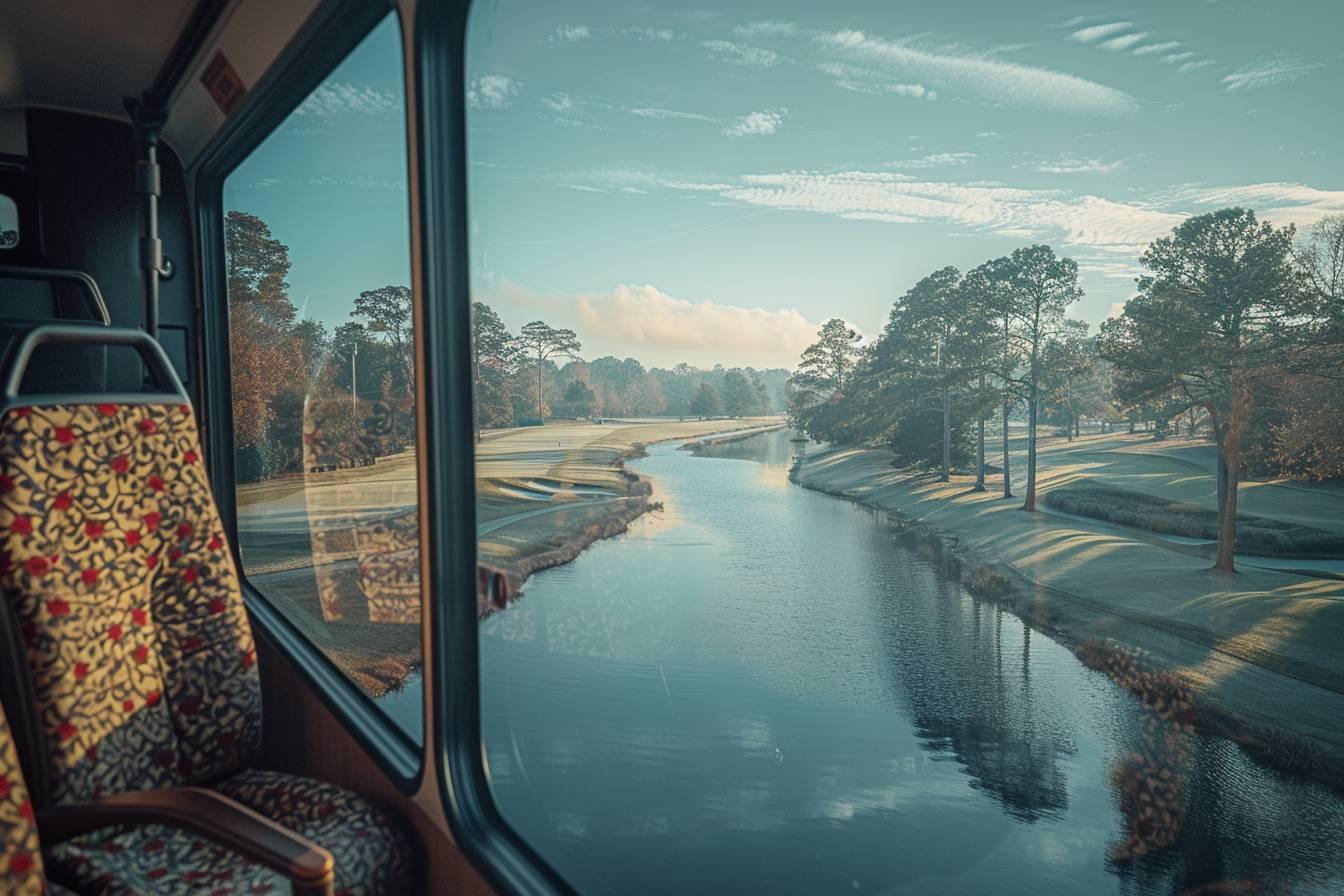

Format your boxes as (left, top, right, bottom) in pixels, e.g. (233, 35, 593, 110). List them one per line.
(479, 429, 1344, 895)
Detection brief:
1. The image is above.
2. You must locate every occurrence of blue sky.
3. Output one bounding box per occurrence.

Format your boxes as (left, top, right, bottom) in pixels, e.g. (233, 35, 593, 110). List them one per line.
(226, 3, 1343, 370)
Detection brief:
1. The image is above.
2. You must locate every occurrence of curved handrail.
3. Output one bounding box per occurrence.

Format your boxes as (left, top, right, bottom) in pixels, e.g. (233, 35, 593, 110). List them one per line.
(0, 265, 112, 325)
(3, 324, 186, 400)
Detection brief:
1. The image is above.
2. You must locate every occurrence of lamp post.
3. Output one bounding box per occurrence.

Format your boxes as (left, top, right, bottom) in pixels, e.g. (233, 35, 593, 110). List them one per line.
(349, 342, 359, 418)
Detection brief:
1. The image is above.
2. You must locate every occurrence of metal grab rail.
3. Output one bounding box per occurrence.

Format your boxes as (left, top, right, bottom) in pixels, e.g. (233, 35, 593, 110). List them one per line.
(0, 265, 112, 325)
(2, 324, 186, 400)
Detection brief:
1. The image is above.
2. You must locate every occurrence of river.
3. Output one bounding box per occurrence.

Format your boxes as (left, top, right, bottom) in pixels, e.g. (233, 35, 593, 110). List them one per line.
(477, 429, 1344, 895)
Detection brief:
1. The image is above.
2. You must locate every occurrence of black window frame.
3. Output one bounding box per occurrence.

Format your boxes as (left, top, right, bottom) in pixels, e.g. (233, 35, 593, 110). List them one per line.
(194, 0, 421, 792)
(414, 3, 578, 894)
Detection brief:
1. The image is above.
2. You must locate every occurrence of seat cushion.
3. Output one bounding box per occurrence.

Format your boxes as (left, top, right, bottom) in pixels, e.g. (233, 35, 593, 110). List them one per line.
(216, 770, 414, 895)
(46, 770, 413, 895)
(47, 824, 284, 895)
(0, 402, 262, 804)
(1, 707, 45, 896)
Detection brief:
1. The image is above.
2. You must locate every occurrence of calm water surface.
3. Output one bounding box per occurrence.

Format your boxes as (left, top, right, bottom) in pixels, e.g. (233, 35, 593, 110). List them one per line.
(478, 429, 1344, 895)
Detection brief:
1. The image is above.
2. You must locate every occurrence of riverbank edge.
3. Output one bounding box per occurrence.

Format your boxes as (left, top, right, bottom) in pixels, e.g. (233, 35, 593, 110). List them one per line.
(485, 421, 787, 614)
(791, 447, 1344, 795)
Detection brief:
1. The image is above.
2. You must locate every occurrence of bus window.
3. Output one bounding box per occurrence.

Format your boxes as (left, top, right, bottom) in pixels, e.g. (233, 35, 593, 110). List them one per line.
(465, 2, 1344, 894)
(0, 194, 18, 249)
(220, 13, 421, 740)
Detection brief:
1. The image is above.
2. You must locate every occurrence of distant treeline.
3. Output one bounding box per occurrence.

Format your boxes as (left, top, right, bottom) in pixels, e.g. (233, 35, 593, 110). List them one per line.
(471, 301, 788, 435)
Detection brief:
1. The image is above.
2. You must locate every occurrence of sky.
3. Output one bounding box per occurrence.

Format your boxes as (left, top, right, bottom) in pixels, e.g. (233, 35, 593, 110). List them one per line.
(225, 2, 1344, 371)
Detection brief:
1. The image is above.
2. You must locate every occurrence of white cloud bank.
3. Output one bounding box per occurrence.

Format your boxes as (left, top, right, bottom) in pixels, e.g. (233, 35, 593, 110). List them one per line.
(574, 284, 821, 366)
(478, 280, 821, 367)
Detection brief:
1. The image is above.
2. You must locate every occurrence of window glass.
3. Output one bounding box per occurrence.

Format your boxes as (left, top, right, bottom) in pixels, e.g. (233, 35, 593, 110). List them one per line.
(467, 2, 1344, 894)
(0, 194, 17, 249)
(222, 14, 421, 740)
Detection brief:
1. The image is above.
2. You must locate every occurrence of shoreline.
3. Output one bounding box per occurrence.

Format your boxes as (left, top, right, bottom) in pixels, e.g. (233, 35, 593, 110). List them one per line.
(792, 439, 1344, 793)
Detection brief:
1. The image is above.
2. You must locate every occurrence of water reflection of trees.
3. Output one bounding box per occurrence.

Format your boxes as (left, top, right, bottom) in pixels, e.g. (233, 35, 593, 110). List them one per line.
(881, 538, 1075, 822)
(1087, 640, 1344, 896)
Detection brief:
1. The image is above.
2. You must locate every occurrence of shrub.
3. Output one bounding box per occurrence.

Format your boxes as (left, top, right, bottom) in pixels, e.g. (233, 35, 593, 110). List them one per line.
(1043, 480, 1344, 558)
(966, 565, 1013, 598)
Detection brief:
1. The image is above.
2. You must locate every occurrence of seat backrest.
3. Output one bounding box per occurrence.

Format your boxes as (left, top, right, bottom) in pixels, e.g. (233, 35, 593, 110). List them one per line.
(0, 341, 262, 805)
(1, 701, 45, 895)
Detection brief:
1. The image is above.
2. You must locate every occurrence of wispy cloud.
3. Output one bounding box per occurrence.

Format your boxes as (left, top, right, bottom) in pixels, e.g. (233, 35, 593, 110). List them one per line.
(1098, 32, 1150, 52)
(819, 61, 934, 98)
(701, 39, 784, 67)
(308, 175, 405, 190)
(631, 107, 715, 122)
(625, 26, 676, 41)
(1160, 182, 1344, 228)
(1163, 51, 1196, 63)
(1032, 155, 1126, 175)
(295, 81, 400, 117)
(550, 24, 591, 43)
(722, 108, 788, 137)
(819, 30, 1137, 115)
(733, 20, 801, 38)
(467, 73, 521, 109)
(1133, 41, 1181, 56)
(888, 152, 975, 169)
(542, 93, 576, 113)
(1179, 60, 1216, 74)
(1221, 56, 1324, 92)
(1069, 22, 1133, 43)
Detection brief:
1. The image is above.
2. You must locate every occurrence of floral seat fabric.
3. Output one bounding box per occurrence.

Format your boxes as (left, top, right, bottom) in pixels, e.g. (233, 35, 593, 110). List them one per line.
(1, 705, 45, 896)
(0, 401, 413, 893)
(46, 770, 412, 896)
(0, 402, 261, 805)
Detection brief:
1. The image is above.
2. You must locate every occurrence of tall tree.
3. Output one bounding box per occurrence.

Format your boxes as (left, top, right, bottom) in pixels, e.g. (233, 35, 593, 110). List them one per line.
(223, 211, 303, 461)
(1005, 245, 1083, 511)
(471, 301, 517, 439)
(352, 285, 414, 395)
(873, 266, 966, 481)
(958, 261, 1015, 492)
(691, 382, 723, 418)
(517, 321, 581, 419)
(720, 369, 757, 417)
(1100, 208, 1303, 571)
(790, 318, 861, 432)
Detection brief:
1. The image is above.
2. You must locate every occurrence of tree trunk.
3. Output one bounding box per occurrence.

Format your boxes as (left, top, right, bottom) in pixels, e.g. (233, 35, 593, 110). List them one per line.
(1023, 382, 1038, 511)
(974, 373, 986, 492)
(941, 384, 951, 482)
(536, 360, 544, 421)
(1215, 448, 1239, 572)
(1073, 414, 1080, 440)
(1001, 393, 1013, 498)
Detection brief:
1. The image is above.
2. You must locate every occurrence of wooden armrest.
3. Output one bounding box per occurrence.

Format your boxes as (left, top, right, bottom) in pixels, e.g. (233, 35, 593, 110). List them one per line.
(39, 787, 334, 896)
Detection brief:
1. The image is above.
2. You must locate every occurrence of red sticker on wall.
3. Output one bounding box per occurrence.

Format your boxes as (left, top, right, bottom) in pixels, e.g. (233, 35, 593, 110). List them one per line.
(201, 51, 246, 116)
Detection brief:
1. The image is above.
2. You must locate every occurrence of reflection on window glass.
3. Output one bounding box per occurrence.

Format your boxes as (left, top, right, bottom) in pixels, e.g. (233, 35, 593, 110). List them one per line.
(0, 194, 18, 249)
(468, 2, 1344, 894)
(221, 14, 422, 739)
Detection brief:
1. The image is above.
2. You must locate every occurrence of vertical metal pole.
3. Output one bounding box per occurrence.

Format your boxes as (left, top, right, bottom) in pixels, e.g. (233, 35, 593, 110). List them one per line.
(127, 97, 166, 341)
